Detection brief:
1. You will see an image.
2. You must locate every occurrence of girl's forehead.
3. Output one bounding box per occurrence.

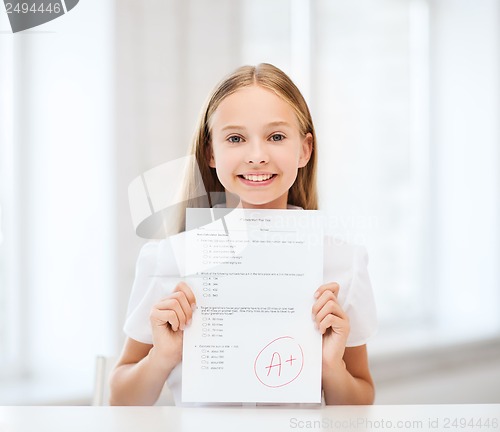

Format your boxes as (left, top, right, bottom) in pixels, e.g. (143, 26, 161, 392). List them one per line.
(210, 85, 299, 130)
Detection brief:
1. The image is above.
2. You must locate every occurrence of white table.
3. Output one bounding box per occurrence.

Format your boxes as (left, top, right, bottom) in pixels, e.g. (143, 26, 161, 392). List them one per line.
(0, 404, 498, 432)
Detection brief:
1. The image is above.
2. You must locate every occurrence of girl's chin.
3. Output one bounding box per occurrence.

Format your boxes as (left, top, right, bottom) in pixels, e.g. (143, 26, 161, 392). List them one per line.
(225, 194, 289, 209)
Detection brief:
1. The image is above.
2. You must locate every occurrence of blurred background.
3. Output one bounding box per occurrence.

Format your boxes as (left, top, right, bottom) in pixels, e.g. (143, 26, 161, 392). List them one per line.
(0, 0, 499, 405)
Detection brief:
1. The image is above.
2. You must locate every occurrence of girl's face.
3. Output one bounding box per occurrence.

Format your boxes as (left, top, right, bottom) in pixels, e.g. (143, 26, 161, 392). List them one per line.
(209, 85, 312, 209)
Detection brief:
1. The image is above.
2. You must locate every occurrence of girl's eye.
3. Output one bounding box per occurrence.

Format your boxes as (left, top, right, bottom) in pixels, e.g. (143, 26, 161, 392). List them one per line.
(270, 134, 285, 142)
(228, 136, 242, 143)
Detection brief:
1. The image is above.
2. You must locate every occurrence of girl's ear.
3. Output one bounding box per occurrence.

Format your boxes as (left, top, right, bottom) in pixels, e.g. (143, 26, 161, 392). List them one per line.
(298, 133, 313, 168)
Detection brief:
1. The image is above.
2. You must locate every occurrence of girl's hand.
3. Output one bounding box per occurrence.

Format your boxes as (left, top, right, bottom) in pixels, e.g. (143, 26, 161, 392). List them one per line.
(149, 281, 197, 366)
(312, 282, 350, 369)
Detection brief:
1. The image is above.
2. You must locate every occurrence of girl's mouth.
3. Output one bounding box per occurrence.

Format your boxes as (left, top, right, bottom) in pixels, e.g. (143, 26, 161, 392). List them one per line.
(238, 173, 277, 184)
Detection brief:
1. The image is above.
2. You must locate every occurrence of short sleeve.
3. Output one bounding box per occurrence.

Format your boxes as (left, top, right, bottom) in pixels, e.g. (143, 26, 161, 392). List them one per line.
(343, 245, 378, 347)
(123, 239, 184, 344)
(323, 237, 378, 347)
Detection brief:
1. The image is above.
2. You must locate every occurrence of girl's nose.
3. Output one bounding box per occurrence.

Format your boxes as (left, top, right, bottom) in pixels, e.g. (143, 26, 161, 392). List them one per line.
(246, 141, 269, 165)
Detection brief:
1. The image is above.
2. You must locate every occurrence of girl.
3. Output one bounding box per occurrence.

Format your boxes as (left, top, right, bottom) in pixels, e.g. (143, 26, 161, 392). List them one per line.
(109, 63, 377, 406)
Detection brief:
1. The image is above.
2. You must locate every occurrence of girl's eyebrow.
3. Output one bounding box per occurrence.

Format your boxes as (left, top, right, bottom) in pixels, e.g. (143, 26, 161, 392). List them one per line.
(266, 121, 292, 128)
(220, 125, 247, 132)
(219, 121, 292, 132)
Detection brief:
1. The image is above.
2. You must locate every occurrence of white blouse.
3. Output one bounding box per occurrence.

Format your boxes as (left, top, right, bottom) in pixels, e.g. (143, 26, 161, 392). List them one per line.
(124, 220, 378, 406)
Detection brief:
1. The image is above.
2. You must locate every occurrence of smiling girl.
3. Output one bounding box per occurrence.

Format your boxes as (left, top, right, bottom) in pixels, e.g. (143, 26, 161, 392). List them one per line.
(109, 63, 377, 406)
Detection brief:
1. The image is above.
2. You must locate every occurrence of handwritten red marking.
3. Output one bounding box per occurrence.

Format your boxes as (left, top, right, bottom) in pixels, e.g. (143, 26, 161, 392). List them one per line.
(265, 352, 282, 376)
(254, 336, 304, 388)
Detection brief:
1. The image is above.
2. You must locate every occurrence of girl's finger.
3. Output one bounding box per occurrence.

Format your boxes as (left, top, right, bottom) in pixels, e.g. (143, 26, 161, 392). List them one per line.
(314, 282, 340, 300)
(174, 282, 197, 308)
(155, 286, 195, 327)
(151, 298, 187, 330)
(150, 308, 181, 332)
(169, 291, 194, 325)
(318, 313, 350, 335)
(311, 289, 339, 316)
(314, 299, 346, 327)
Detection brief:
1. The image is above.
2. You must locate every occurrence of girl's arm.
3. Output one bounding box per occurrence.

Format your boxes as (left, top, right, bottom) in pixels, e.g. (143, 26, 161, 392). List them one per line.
(109, 282, 196, 405)
(322, 344, 374, 405)
(313, 282, 375, 405)
(109, 338, 176, 406)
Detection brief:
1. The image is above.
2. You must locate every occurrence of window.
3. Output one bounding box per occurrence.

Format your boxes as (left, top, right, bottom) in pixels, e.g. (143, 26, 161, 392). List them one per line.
(314, 0, 430, 327)
(238, 0, 500, 350)
(0, 4, 115, 403)
(0, 32, 22, 380)
(311, 0, 500, 350)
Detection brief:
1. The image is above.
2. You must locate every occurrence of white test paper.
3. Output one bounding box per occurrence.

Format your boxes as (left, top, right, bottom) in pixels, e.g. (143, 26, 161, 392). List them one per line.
(181, 208, 324, 404)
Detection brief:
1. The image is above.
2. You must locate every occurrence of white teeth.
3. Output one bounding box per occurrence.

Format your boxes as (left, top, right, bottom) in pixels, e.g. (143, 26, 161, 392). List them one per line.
(242, 174, 273, 182)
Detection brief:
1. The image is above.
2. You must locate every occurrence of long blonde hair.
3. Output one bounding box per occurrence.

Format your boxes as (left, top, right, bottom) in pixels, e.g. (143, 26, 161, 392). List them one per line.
(176, 63, 318, 233)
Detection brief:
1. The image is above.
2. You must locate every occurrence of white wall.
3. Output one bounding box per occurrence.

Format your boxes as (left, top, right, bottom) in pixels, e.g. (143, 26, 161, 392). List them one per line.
(431, 0, 500, 338)
(0, 0, 115, 403)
